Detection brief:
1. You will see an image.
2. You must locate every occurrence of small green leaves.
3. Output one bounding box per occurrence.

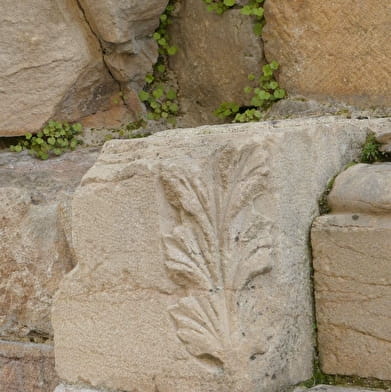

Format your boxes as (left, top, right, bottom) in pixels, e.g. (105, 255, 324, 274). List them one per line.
(274, 88, 286, 99)
(138, 1, 180, 126)
(166, 46, 178, 55)
(214, 60, 285, 123)
(138, 90, 150, 102)
(145, 74, 154, 84)
(9, 121, 82, 160)
(213, 102, 240, 119)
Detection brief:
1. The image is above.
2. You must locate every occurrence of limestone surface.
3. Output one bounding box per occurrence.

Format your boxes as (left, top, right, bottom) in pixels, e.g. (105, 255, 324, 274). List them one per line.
(169, 0, 265, 125)
(0, 149, 98, 341)
(263, 0, 391, 109)
(0, 0, 120, 136)
(312, 164, 391, 380)
(54, 385, 103, 392)
(0, 340, 58, 392)
(53, 117, 368, 392)
(78, 0, 168, 89)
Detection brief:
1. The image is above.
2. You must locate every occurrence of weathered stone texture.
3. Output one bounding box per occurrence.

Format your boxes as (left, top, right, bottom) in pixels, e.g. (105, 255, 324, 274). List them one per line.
(78, 0, 168, 89)
(54, 385, 102, 392)
(169, 0, 265, 125)
(53, 118, 368, 392)
(0, 340, 58, 392)
(0, 0, 120, 136)
(0, 149, 98, 341)
(263, 0, 391, 109)
(312, 163, 391, 380)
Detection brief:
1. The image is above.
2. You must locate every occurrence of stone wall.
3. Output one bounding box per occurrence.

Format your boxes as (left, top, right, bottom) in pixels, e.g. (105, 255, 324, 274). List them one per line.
(52, 117, 368, 392)
(263, 0, 391, 110)
(1, 0, 390, 136)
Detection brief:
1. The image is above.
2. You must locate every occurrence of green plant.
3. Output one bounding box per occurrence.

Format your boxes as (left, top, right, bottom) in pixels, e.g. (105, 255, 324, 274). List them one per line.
(203, 0, 265, 35)
(139, 1, 180, 124)
(153, 3, 178, 58)
(139, 84, 179, 123)
(359, 132, 389, 163)
(202, 0, 236, 15)
(240, 0, 265, 35)
(318, 175, 337, 215)
(214, 61, 286, 122)
(9, 121, 82, 160)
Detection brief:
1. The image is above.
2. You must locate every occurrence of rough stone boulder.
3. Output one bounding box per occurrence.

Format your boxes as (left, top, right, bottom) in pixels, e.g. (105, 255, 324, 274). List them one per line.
(312, 163, 391, 380)
(0, 0, 122, 136)
(263, 0, 391, 110)
(78, 0, 168, 89)
(169, 0, 265, 125)
(0, 149, 98, 341)
(53, 117, 368, 392)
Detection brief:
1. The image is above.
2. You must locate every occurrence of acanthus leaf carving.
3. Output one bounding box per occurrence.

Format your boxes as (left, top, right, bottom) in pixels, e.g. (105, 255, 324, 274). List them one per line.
(160, 143, 274, 380)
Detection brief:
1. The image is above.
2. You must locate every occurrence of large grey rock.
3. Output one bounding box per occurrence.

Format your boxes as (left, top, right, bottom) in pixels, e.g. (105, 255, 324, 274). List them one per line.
(263, 0, 391, 110)
(169, 0, 265, 125)
(312, 163, 391, 380)
(0, 149, 98, 341)
(53, 117, 368, 392)
(328, 163, 391, 213)
(0, 0, 120, 136)
(0, 340, 58, 392)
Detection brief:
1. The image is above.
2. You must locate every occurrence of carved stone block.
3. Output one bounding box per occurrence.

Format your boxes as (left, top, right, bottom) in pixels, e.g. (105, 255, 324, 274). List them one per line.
(53, 118, 368, 391)
(312, 163, 391, 380)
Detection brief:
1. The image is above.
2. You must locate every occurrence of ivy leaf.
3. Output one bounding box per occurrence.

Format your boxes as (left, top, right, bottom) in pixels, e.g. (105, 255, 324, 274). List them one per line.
(138, 91, 150, 102)
(166, 89, 177, 100)
(152, 88, 164, 99)
(274, 88, 286, 99)
(167, 46, 178, 55)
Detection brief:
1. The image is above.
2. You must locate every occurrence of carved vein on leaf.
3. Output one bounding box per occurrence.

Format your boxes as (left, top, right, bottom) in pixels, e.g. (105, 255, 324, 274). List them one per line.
(161, 144, 273, 371)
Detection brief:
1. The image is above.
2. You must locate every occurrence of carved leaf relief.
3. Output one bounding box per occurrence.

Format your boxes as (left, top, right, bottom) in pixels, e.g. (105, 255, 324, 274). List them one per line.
(160, 144, 274, 372)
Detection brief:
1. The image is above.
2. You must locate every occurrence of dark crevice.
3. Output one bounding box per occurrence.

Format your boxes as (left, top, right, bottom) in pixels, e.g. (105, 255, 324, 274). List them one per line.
(74, 0, 126, 105)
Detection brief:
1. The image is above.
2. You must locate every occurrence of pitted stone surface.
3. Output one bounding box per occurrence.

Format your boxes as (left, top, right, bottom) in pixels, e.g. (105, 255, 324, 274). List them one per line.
(53, 118, 368, 392)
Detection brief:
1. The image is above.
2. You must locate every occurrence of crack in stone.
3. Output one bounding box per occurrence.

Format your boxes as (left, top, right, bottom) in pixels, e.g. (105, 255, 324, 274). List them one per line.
(73, 0, 125, 103)
(327, 322, 391, 345)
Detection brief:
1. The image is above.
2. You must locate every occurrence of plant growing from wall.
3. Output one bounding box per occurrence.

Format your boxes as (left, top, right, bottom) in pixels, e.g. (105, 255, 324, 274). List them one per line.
(214, 61, 286, 122)
(359, 132, 391, 163)
(139, 1, 180, 125)
(9, 121, 82, 160)
(203, 0, 265, 35)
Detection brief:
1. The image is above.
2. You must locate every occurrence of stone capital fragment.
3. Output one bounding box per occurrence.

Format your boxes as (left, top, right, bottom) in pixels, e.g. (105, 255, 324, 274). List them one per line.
(53, 118, 368, 392)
